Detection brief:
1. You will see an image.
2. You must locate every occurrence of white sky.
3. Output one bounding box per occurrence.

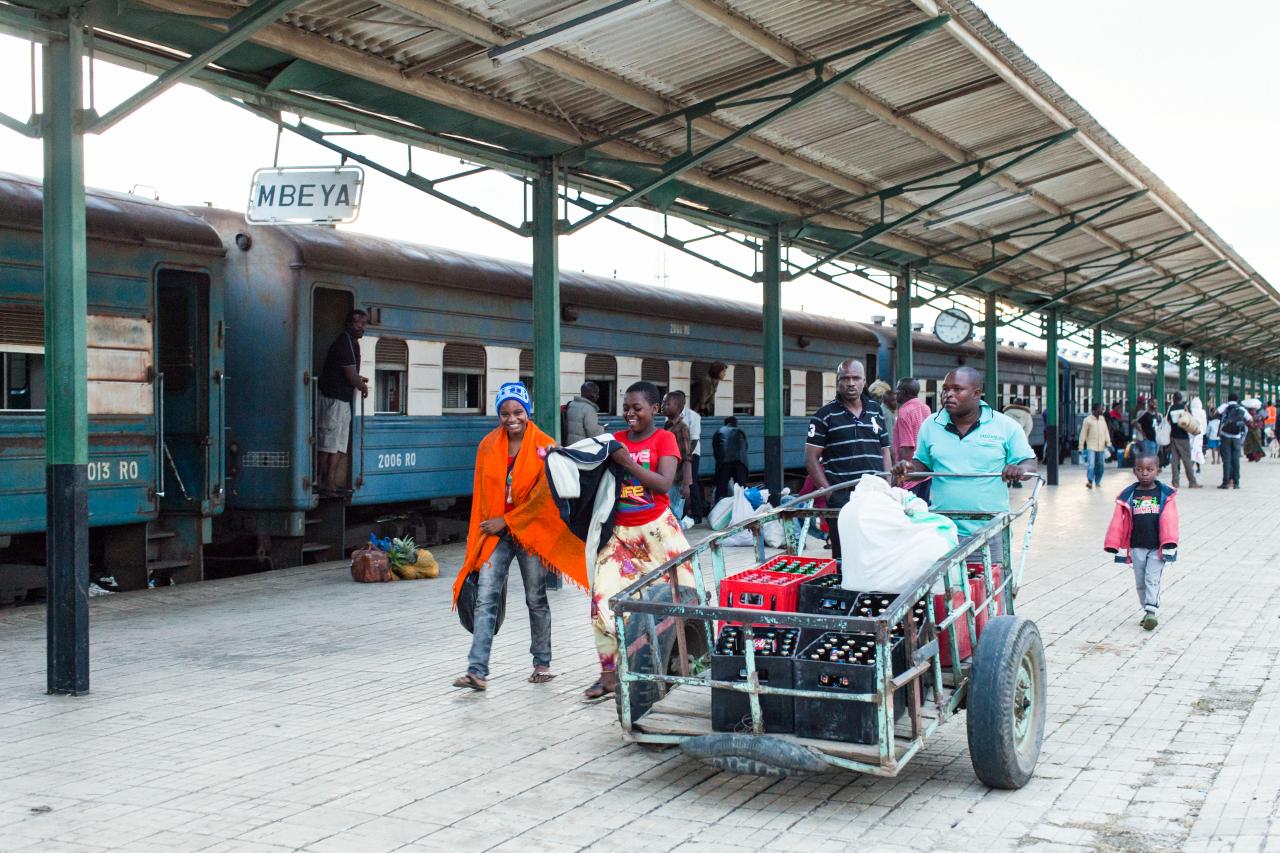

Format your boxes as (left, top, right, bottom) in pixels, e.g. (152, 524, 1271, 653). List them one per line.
(1, 1, 1275, 354)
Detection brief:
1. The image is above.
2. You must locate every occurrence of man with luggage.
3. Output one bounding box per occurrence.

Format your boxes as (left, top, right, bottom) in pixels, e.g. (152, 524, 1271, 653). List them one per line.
(1218, 393, 1248, 490)
(1165, 392, 1199, 488)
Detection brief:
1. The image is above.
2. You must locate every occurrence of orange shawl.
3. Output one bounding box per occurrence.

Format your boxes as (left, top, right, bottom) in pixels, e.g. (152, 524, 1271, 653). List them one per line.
(451, 421, 589, 605)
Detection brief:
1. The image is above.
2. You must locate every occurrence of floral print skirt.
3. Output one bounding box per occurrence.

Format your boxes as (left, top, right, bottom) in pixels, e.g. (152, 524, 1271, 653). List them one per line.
(591, 510, 694, 672)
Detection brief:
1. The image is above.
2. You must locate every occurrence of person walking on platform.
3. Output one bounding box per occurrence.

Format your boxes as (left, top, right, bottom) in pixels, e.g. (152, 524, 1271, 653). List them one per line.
(712, 416, 749, 502)
(1133, 397, 1159, 457)
(584, 381, 696, 700)
(452, 383, 589, 691)
(680, 394, 706, 521)
(316, 309, 369, 496)
(1078, 403, 1112, 490)
(1218, 394, 1248, 489)
(661, 391, 694, 522)
(1189, 396, 1207, 474)
(806, 358, 891, 561)
(1104, 451, 1179, 631)
(1108, 401, 1129, 468)
(563, 381, 602, 446)
(1205, 411, 1222, 466)
(1165, 392, 1199, 488)
(869, 380, 896, 458)
(893, 378, 932, 502)
(890, 367, 1036, 563)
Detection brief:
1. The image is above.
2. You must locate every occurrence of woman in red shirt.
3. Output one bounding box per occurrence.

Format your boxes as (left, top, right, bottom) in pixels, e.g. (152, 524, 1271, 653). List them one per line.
(585, 381, 697, 699)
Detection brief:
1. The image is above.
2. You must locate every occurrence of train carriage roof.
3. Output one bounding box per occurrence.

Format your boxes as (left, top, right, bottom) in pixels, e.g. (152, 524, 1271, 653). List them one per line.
(0, 173, 225, 255)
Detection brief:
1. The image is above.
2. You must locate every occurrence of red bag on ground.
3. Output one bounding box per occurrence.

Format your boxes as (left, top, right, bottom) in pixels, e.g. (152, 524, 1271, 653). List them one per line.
(350, 548, 392, 583)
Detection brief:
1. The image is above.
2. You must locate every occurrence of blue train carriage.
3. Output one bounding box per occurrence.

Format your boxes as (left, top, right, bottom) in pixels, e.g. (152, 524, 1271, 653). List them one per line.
(0, 174, 227, 598)
(197, 211, 868, 563)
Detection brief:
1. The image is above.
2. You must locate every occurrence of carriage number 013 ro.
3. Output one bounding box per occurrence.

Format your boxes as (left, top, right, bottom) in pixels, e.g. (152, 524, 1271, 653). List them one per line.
(376, 452, 416, 469)
(86, 460, 140, 481)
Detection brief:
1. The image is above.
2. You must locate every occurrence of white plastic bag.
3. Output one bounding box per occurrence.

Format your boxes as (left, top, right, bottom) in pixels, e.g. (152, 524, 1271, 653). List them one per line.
(761, 517, 785, 548)
(838, 475, 959, 593)
(708, 497, 734, 531)
(720, 484, 758, 547)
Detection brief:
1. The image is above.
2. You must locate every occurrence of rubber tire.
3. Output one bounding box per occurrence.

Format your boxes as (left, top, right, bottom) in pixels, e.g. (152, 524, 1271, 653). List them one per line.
(614, 583, 707, 725)
(966, 615, 1047, 790)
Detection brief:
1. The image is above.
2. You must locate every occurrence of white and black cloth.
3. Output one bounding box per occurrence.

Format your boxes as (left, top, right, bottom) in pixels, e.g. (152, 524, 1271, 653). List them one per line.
(546, 435, 623, 571)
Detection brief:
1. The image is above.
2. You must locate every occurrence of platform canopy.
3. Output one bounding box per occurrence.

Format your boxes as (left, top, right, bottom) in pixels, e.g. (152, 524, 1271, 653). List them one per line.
(3, 0, 1276, 365)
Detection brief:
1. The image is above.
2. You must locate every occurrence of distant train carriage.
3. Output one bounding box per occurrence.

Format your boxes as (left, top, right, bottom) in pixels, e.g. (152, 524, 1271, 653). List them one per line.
(0, 174, 226, 596)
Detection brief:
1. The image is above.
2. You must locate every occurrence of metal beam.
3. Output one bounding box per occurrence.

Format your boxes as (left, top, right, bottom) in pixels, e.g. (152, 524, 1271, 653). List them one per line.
(1082, 277, 1250, 334)
(763, 224, 783, 500)
(0, 110, 40, 138)
(786, 129, 1076, 280)
(1128, 339, 1138, 409)
(561, 15, 949, 234)
(924, 190, 1147, 303)
(1010, 232, 1197, 321)
(895, 267, 913, 381)
(488, 0, 671, 65)
(531, 160, 560, 438)
(88, 0, 311, 134)
(1044, 309, 1059, 486)
(42, 9, 90, 695)
(1091, 326, 1103, 408)
(1155, 344, 1166, 409)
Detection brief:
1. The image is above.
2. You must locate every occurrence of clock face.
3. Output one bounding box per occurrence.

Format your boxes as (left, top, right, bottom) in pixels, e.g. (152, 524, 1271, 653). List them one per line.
(934, 308, 973, 345)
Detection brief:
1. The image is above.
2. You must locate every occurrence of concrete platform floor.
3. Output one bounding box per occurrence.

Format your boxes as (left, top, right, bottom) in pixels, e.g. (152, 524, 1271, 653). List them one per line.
(2, 455, 1279, 852)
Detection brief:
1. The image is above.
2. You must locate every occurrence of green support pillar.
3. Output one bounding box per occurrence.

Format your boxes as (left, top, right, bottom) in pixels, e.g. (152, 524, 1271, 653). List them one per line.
(1091, 326, 1104, 410)
(43, 10, 90, 695)
(895, 266, 912, 382)
(1127, 338, 1138, 413)
(984, 292, 998, 408)
(1045, 309, 1059, 486)
(1155, 344, 1166, 411)
(1198, 353, 1207, 403)
(530, 160, 560, 439)
(1228, 363, 1235, 399)
(762, 225, 783, 501)
(1215, 356, 1222, 406)
(1178, 349, 1189, 394)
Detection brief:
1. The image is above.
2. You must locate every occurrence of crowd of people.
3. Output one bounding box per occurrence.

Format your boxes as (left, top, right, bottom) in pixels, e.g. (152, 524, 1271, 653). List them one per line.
(445, 357, 1275, 693)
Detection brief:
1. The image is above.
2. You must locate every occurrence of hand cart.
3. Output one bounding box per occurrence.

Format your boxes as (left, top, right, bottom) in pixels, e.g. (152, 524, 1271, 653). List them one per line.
(607, 473, 1047, 788)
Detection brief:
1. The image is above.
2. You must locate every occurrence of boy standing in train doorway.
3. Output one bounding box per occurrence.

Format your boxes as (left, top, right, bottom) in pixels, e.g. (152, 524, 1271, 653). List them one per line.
(317, 309, 369, 496)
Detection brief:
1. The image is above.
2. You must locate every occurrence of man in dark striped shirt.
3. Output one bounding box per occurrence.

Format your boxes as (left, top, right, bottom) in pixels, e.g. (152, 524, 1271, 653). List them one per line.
(804, 358, 891, 560)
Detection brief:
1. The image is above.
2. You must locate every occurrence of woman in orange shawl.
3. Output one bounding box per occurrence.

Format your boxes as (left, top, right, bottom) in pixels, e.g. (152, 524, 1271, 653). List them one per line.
(452, 382, 588, 691)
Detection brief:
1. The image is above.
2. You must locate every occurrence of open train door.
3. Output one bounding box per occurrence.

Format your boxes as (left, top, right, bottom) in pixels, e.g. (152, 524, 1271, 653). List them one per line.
(312, 287, 354, 491)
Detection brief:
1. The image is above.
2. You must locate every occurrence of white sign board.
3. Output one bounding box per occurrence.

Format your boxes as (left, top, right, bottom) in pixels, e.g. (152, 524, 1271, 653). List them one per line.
(246, 166, 364, 224)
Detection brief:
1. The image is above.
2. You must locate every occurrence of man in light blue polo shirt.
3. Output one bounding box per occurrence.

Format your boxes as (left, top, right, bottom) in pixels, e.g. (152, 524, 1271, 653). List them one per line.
(891, 368, 1036, 549)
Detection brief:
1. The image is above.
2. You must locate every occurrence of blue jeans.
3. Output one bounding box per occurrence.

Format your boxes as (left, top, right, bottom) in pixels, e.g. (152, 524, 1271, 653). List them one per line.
(1220, 435, 1242, 487)
(466, 534, 551, 679)
(1085, 449, 1106, 485)
(668, 485, 686, 521)
(1140, 439, 1158, 457)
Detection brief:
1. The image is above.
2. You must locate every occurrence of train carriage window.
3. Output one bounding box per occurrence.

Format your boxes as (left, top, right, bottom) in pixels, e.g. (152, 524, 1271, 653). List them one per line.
(519, 348, 534, 394)
(782, 371, 791, 417)
(805, 371, 823, 414)
(375, 338, 408, 415)
(733, 365, 755, 416)
(443, 343, 485, 414)
(585, 354, 617, 415)
(0, 305, 45, 412)
(640, 358, 669, 399)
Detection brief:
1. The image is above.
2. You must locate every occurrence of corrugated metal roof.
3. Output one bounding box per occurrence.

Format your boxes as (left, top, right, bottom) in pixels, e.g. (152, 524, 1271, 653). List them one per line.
(15, 0, 1274, 368)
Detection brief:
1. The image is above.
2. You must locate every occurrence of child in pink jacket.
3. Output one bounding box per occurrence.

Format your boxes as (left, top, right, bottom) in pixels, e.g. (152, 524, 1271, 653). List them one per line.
(1104, 451, 1179, 630)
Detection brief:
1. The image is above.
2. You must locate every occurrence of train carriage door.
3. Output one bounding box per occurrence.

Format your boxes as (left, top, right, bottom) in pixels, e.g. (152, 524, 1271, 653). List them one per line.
(312, 288, 355, 489)
(156, 269, 212, 512)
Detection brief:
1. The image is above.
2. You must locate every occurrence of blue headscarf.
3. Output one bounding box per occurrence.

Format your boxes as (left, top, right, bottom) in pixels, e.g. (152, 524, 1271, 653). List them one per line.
(495, 381, 532, 415)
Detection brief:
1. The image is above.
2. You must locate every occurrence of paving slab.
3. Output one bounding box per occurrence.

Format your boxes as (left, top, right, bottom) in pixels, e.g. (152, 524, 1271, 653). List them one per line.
(1, 456, 1278, 851)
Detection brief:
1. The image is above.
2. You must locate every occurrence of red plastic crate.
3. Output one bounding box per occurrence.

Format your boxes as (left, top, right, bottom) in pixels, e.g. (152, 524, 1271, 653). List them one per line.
(934, 563, 1004, 666)
(719, 556, 836, 618)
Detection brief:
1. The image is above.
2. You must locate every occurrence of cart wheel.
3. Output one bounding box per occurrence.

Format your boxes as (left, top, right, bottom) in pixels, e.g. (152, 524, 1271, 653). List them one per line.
(966, 615, 1046, 790)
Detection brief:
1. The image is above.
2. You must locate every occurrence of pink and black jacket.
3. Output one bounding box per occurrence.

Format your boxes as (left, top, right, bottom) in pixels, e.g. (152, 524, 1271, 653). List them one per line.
(1104, 481, 1179, 563)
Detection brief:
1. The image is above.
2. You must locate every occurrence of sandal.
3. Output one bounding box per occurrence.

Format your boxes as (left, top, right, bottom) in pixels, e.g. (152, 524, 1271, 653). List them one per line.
(452, 672, 487, 691)
(582, 674, 617, 700)
(528, 668, 557, 684)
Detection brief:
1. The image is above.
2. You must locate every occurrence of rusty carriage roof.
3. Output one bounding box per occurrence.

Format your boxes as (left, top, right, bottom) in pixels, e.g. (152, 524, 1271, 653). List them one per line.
(6, 0, 1275, 368)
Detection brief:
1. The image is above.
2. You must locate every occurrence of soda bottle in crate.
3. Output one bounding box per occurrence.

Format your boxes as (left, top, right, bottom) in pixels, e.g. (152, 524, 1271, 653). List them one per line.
(711, 625, 799, 733)
(793, 630, 907, 744)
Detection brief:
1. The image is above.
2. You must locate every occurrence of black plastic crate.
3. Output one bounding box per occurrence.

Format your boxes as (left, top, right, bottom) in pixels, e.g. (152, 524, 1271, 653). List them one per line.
(793, 631, 907, 744)
(797, 573, 859, 617)
(711, 626, 798, 733)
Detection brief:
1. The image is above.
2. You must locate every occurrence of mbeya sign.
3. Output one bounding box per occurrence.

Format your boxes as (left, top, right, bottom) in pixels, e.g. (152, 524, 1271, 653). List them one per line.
(246, 166, 365, 224)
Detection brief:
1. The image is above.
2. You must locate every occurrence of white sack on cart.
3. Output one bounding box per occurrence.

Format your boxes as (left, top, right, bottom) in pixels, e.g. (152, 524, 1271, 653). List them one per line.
(721, 483, 764, 547)
(838, 474, 959, 592)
